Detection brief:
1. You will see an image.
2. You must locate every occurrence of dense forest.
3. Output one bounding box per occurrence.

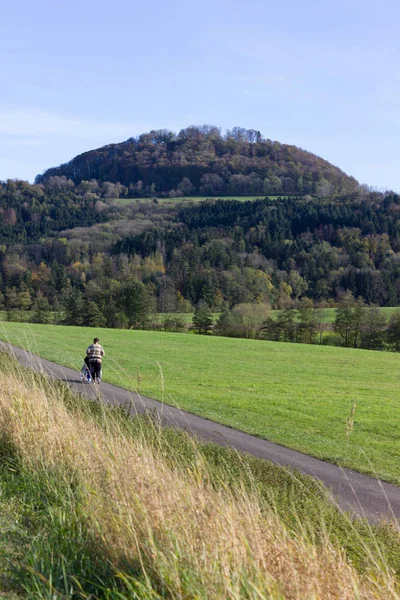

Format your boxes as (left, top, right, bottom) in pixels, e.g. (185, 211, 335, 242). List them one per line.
(0, 178, 107, 243)
(36, 126, 359, 197)
(114, 194, 400, 307)
(1, 172, 400, 333)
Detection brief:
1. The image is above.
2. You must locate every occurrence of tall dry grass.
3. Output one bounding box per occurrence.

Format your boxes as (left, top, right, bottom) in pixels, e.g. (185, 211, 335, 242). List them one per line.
(0, 360, 399, 599)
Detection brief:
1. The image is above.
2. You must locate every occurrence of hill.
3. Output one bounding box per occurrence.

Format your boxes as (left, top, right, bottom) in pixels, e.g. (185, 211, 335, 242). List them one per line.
(35, 125, 359, 197)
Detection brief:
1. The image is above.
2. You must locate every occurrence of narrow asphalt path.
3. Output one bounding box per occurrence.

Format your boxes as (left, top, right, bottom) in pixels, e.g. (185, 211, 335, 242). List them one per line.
(2, 343, 399, 524)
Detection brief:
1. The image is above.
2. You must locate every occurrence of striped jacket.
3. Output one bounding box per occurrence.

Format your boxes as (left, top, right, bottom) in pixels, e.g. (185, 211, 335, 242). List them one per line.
(86, 343, 105, 363)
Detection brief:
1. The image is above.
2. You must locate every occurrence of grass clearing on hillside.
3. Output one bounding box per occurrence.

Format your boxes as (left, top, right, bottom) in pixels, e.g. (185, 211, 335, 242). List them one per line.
(270, 307, 400, 324)
(171, 307, 400, 325)
(0, 322, 399, 484)
(111, 195, 290, 205)
(0, 352, 399, 598)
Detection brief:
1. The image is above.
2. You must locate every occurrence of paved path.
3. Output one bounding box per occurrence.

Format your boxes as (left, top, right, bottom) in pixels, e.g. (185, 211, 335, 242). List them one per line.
(2, 343, 400, 524)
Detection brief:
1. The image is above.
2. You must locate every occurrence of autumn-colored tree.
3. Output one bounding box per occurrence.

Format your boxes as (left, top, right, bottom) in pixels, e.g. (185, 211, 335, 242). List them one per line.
(3, 208, 17, 226)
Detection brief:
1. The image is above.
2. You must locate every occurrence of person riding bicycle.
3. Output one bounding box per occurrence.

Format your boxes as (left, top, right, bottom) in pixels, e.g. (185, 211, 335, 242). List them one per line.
(86, 337, 105, 384)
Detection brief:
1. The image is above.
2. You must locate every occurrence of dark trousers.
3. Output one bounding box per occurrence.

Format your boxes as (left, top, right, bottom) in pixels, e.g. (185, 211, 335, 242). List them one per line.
(90, 361, 102, 382)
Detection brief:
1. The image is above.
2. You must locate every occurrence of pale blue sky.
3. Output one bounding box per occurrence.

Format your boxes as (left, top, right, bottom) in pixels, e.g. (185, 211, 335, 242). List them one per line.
(1, 0, 399, 190)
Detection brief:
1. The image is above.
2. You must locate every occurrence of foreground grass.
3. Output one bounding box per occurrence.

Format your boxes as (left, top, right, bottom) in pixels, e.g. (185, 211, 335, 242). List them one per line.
(0, 322, 399, 485)
(0, 498, 29, 599)
(0, 352, 399, 599)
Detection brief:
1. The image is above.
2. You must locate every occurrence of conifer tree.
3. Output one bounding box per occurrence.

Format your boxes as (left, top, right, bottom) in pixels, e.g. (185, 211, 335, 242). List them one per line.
(193, 303, 213, 335)
(387, 311, 400, 351)
(64, 289, 84, 326)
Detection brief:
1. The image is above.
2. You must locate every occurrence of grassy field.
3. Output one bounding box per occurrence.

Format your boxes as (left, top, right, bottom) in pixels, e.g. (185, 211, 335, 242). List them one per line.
(270, 306, 400, 324)
(174, 307, 400, 325)
(173, 306, 400, 325)
(0, 321, 399, 485)
(111, 194, 289, 205)
(1, 353, 399, 598)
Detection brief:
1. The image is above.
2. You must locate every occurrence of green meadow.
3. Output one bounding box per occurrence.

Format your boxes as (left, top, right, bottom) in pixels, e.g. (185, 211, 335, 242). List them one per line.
(270, 306, 400, 324)
(173, 307, 400, 325)
(0, 321, 399, 484)
(112, 194, 289, 205)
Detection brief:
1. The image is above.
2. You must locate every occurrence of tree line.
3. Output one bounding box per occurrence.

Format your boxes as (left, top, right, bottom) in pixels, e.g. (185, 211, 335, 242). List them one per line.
(5, 290, 400, 354)
(194, 296, 400, 352)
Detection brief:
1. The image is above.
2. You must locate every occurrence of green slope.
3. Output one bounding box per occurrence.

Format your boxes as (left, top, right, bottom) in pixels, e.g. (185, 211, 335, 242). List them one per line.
(0, 322, 399, 484)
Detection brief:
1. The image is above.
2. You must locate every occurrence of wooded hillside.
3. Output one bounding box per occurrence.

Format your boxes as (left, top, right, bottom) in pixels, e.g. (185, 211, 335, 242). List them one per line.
(1, 178, 400, 329)
(36, 126, 359, 197)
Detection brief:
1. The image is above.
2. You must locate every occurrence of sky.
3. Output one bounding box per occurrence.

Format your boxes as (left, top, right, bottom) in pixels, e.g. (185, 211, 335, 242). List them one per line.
(1, 0, 400, 190)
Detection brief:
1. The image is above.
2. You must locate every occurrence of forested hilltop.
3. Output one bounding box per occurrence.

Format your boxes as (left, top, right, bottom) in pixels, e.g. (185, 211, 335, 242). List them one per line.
(36, 126, 359, 197)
